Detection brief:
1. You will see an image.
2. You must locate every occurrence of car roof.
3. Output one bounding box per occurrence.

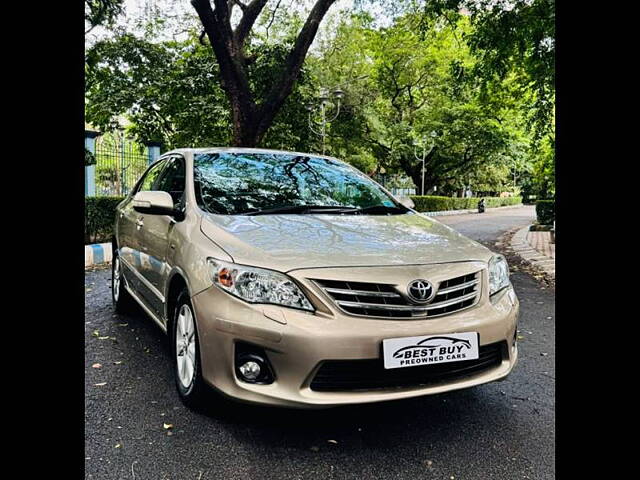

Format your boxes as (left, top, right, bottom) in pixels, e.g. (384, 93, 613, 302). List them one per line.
(163, 147, 341, 163)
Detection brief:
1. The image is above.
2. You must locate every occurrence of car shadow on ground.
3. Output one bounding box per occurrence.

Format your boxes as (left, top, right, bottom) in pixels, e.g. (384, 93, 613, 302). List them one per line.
(108, 294, 519, 453)
(191, 362, 516, 453)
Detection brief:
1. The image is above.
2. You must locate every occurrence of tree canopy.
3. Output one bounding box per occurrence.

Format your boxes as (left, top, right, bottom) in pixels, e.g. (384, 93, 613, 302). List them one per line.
(418, 0, 554, 140)
(85, 0, 555, 198)
(85, 0, 125, 32)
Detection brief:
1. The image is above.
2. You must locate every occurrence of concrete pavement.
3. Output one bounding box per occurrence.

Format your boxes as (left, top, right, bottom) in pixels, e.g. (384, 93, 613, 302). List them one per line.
(509, 226, 555, 278)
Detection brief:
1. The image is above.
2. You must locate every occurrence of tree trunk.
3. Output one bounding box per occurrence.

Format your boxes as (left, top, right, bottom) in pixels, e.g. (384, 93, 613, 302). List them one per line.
(232, 107, 261, 146)
(191, 0, 337, 147)
(410, 170, 435, 196)
(410, 170, 423, 195)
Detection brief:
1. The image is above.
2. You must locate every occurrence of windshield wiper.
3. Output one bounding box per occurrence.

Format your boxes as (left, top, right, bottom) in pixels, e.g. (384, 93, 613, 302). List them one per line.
(345, 204, 408, 215)
(243, 205, 358, 216)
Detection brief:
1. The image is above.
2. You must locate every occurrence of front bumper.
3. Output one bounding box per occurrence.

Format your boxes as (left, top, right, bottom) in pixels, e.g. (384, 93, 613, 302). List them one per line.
(191, 270, 519, 409)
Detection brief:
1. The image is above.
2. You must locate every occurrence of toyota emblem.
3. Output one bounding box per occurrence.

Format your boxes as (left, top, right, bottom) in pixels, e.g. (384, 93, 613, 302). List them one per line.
(407, 279, 435, 303)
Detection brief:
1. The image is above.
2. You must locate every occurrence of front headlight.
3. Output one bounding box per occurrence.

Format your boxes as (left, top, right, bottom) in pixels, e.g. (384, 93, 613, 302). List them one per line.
(207, 258, 314, 312)
(488, 254, 511, 296)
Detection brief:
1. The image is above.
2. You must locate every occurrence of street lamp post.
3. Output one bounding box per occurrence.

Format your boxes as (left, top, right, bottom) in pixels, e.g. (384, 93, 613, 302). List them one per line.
(306, 88, 344, 155)
(413, 131, 437, 195)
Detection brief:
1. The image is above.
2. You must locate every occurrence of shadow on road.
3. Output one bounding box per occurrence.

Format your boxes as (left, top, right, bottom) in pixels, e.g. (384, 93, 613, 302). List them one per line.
(167, 361, 524, 462)
(115, 302, 517, 452)
(106, 285, 520, 440)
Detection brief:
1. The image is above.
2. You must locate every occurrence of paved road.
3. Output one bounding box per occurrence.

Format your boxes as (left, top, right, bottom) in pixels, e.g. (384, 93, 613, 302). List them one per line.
(434, 205, 536, 245)
(85, 205, 554, 479)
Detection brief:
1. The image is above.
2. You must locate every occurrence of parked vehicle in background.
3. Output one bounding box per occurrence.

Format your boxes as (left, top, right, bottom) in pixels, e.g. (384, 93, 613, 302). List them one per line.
(112, 148, 519, 409)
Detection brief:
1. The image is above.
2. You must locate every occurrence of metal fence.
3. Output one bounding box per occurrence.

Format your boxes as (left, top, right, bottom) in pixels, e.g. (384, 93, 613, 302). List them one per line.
(94, 133, 149, 196)
(372, 173, 417, 197)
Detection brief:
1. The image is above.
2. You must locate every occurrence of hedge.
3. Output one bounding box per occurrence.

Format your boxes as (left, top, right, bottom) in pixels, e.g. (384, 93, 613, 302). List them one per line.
(535, 199, 555, 225)
(409, 195, 522, 212)
(85, 196, 125, 244)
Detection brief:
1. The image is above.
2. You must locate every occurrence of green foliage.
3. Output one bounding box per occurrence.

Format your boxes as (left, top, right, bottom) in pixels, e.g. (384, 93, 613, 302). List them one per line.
(86, 33, 178, 139)
(420, 0, 555, 142)
(85, 0, 124, 31)
(85, 32, 316, 151)
(85, 148, 96, 166)
(85, 196, 124, 244)
(246, 43, 316, 152)
(410, 195, 522, 212)
(470, 0, 555, 141)
(307, 12, 527, 193)
(92, 131, 149, 195)
(531, 135, 555, 198)
(411, 195, 476, 212)
(85, 4, 554, 194)
(482, 196, 523, 208)
(535, 199, 555, 225)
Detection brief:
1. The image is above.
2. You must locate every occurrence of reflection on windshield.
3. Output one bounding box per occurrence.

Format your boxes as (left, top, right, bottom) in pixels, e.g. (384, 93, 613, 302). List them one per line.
(193, 152, 400, 215)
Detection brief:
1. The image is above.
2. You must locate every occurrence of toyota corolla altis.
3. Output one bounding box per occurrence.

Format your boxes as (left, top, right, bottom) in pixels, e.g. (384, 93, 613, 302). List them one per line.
(112, 148, 518, 409)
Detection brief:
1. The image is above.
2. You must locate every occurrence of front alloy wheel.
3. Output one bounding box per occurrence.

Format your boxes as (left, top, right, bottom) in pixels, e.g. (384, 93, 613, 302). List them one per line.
(175, 304, 197, 389)
(172, 290, 207, 408)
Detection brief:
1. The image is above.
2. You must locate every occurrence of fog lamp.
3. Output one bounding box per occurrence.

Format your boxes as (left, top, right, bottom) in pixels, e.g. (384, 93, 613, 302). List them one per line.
(238, 361, 261, 381)
(235, 343, 275, 384)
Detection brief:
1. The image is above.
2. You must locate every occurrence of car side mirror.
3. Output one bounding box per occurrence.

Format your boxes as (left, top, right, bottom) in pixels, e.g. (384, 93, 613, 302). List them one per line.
(397, 196, 415, 209)
(133, 191, 176, 216)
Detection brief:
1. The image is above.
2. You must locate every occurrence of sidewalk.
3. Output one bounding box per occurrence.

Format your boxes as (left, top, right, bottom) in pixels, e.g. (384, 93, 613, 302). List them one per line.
(527, 231, 555, 259)
(510, 225, 555, 277)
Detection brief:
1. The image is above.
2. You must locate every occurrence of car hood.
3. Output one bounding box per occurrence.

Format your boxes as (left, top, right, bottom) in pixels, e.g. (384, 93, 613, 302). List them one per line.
(200, 212, 493, 272)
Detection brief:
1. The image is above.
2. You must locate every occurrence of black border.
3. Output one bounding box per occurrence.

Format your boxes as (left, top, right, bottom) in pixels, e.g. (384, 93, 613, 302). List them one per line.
(14, 0, 635, 476)
(9, 0, 85, 475)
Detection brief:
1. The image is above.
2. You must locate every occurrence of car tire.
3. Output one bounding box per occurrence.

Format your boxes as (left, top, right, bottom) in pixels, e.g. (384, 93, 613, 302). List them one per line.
(112, 252, 136, 314)
(172, 289, 208, 409)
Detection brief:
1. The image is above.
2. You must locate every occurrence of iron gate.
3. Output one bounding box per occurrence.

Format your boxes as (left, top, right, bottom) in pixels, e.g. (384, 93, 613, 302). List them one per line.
(94, 132, 149, 196)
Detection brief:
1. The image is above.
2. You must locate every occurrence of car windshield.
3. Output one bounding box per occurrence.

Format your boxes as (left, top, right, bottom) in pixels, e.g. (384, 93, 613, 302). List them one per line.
(193, 152, 404, 215)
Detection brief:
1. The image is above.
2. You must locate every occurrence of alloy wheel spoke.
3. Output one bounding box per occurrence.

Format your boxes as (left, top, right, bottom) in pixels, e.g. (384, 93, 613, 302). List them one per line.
(184, 356, 194, 385)
(177, 354, 185, 379)
(113, 259, 120, 299)
(183, 307, 193, 336)
(177, 313, 186, 338)
(176, 304, 196, 388)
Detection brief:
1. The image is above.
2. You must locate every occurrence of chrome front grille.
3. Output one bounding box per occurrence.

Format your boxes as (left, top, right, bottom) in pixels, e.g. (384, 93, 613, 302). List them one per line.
(314, 272, 481, 319)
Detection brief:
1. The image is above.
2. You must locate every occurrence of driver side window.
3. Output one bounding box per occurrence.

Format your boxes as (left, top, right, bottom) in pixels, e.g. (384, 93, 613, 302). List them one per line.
(137, 159, 167, 193)
(155, 156, 186, 205)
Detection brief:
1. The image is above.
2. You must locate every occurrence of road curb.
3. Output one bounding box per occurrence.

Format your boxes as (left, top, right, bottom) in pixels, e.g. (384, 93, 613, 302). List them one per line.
(85, 243, 112, 267)
(422, 204, 524, 217)
(509, 225, 555, 277)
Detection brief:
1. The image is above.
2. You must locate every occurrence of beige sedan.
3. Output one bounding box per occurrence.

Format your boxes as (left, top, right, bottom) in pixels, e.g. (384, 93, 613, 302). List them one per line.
(112, 148, 518, 409)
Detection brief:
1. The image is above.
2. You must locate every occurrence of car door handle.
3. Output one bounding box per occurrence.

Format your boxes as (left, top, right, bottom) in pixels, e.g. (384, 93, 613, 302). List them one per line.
(136, 218, 144, 230)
